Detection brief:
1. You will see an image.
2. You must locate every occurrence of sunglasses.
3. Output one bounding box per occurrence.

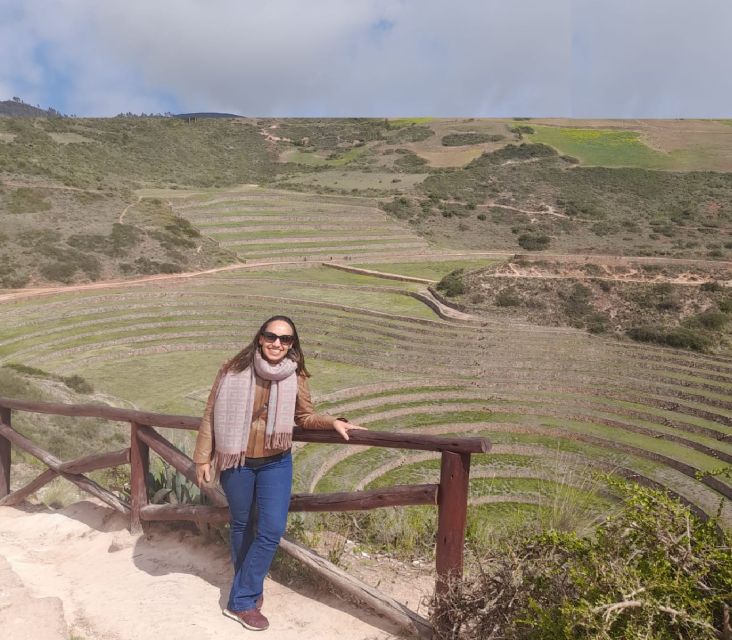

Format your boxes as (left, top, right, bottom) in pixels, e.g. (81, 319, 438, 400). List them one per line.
(261, 331, 295, 346)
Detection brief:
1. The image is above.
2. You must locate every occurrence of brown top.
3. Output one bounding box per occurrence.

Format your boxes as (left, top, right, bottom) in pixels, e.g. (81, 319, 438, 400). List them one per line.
(192, 364, 338, 464)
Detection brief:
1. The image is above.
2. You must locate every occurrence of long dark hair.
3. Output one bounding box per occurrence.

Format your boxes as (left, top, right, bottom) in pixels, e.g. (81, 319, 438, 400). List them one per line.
(226, 315, 310, 376)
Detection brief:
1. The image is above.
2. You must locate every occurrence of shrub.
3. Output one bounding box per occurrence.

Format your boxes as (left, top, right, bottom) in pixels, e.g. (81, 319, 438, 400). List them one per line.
(441, 133, 503, 146)
(627, 325, 711, 352)
(700, 281, 723, 292)
(431, 482, 731, 640)
(393, 150, 429, 173)
(61, 374, 94, 394)
(495, 288, 522, 307)
(436, 269, 465, 297)
(686, 310, 728, 331)
(509, 125, 535, 137)
(385, 125, 434, 144)
(432, 485, 732, 640)
(381, 196, 416, 220)
(39, 261, 78, 283)
(132, 257, 182, 275)
(517, 232, 550, 251)
(586, 312, 610, 334)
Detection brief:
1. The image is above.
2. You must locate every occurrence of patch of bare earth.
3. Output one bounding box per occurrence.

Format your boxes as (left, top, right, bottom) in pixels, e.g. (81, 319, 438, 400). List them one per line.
(0, 500, 414, 640)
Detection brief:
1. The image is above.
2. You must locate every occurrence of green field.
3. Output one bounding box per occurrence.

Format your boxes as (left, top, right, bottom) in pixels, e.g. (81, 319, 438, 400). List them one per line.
(528, 126, 676, 168)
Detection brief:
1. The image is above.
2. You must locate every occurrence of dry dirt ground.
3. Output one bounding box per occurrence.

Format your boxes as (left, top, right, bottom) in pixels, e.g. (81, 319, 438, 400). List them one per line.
(0, 500, 427, 640)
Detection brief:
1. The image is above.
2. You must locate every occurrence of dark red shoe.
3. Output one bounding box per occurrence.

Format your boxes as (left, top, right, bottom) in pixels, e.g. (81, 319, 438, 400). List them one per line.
(223, 607, 269, 631)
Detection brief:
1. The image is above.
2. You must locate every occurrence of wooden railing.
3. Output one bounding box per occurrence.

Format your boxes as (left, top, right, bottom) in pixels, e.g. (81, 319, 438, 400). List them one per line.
(0, 396, 490, 639)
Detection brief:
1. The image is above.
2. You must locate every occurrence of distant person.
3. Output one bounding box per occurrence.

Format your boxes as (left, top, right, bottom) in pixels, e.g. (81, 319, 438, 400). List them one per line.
(194, 315, 365, 631)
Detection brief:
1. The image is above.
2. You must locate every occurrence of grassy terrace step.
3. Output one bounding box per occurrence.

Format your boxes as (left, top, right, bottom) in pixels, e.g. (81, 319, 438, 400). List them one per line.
(232, 243, 429, 257)
(307, 433, 731, 524)
(214, 231, 418, 243)
(607, 343, 732, 376)
(355, 408, 728, 472)
(322, 392, 732, 446)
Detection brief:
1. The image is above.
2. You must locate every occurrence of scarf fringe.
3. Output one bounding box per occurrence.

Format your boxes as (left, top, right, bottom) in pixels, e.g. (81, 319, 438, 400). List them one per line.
(215, 450, 246, 473)
(266, 432, 293, 450)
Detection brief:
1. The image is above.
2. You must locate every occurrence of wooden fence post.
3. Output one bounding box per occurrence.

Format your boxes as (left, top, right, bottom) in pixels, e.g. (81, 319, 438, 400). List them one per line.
(129, 422, 149, 533)
(0, 407, 10, 499)
(435, 451, 471, 595)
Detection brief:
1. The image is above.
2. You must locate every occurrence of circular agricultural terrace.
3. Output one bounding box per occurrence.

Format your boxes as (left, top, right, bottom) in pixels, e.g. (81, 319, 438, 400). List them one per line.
(1, 260, 730, 534)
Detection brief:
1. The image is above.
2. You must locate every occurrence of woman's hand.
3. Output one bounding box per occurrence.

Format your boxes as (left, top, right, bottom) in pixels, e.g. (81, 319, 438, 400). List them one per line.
(196, 462, 211, 485)
(333, 419, 367, 441)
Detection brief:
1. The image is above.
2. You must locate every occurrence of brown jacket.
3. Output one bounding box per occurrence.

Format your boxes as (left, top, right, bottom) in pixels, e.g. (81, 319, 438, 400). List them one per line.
(192, 364, 338, 464)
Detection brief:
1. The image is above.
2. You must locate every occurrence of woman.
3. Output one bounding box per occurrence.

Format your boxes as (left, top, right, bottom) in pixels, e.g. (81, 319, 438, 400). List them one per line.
(194, 315, 365, 631)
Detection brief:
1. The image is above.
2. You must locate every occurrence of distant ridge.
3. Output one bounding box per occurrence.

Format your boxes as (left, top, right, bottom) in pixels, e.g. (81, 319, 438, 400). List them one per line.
(174, 112, 242, 119)
(0, 99, 62, 118)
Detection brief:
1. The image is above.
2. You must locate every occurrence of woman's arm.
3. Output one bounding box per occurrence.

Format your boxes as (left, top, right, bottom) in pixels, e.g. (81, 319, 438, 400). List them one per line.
(295, 375, 366, 440)
(194, 363, 226, 484)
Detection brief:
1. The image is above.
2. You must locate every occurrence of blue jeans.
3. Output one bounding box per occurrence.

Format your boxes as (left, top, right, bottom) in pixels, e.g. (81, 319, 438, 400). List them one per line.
(219, 452, 293, 612)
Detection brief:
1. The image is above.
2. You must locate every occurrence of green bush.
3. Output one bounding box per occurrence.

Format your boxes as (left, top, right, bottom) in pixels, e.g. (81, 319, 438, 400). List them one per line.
(518, 232, 550, 251)
(436, 269, 465, 297)
(495, 288, 522, 307)
(381, 196, 417, 220)
(686, 309, 729, 331)
(61, 374, 94, 394)
(441, 133, 504, 146)
(386, 125, 434, 144)
(393, 150, 429, 173)
(627, 325, 711, 352)
(39, 261, 78, 283)
(431, 482, 732, 640)
(700, 281, 723, 292)
(586, 311, 610, 334)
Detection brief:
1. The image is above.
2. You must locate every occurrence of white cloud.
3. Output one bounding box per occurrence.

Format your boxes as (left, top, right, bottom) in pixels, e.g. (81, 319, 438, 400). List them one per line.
(571, 0, 732, 117)
(0, 0, 729, 117)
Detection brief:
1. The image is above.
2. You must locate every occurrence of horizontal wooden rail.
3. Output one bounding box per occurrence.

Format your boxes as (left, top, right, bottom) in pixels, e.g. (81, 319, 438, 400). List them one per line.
(290, 483, 438, 511)
(140, 484, 439, 524)
(0, 397, 490, 454)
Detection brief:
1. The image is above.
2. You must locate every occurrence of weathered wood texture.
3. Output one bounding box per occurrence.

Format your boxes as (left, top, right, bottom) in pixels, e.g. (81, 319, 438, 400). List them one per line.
(290, 483, 438, 511)
(294, 428, 489, 454)
(0, 397, 490, 453)
(435, 451, 471, 595)
(0, 468, 57, 507)
(130, 423, 150, 534)
(279, 536, 433, 640)
(140, 484, 440, 524)
(0, 407, 10, 499)
(134, 424, 228, 507)
(0, 422, 130, 515)
(57, 449, 129, 474)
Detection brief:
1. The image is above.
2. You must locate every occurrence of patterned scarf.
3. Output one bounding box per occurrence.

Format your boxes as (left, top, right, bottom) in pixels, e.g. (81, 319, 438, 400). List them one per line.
(213, 349, 298, 472)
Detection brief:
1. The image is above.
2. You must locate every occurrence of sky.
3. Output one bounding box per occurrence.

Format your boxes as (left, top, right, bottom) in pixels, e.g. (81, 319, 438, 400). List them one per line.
(1, 0, 731, 118)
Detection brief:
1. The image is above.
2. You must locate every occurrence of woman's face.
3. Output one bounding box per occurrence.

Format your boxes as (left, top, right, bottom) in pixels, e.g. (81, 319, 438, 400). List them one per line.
(258, 319, 295, 364)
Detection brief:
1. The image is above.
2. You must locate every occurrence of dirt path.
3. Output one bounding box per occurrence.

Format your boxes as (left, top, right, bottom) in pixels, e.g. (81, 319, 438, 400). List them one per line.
(0, 501, 403, 640)
(1, 248, 727, 306)
(0, 252, 508, 304)
(118, 195, 142, 224)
